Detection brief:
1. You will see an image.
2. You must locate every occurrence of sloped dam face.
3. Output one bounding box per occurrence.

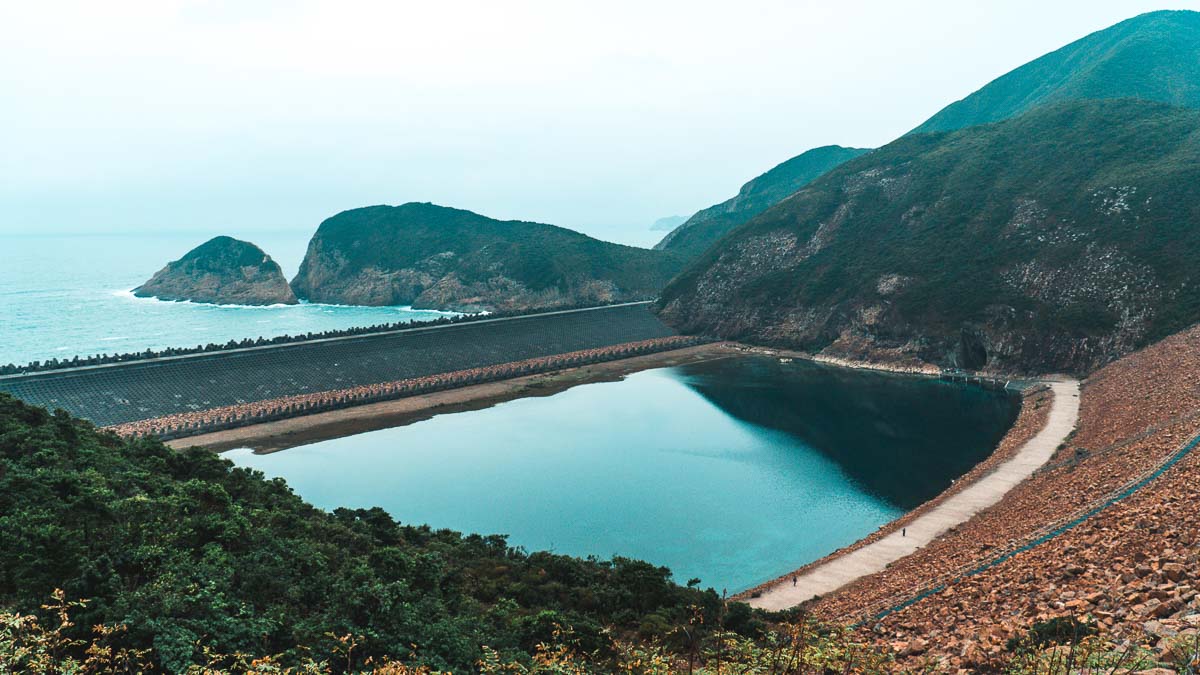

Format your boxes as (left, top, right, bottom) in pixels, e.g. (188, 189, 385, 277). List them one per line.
(228, 355, 1019, 592)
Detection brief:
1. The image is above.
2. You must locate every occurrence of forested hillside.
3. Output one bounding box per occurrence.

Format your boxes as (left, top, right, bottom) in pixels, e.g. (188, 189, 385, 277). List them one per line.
(0, 393, 737, 671)
(654, 145, 868, 260)
(659, 99, 1200, 374)
(292, 203, 686, 312)
(912, 10, 1200, 133)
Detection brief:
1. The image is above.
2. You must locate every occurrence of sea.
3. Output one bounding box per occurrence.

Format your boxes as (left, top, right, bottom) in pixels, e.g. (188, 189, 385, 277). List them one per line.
(0, 228, 663, 367)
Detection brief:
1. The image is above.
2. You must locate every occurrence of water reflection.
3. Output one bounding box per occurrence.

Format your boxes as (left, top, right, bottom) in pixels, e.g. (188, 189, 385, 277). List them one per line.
(227, 355, 1018, 591)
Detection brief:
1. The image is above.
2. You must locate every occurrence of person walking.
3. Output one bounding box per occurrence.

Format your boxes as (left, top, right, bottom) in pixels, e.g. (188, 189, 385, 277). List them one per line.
(792, 576, 798, 587)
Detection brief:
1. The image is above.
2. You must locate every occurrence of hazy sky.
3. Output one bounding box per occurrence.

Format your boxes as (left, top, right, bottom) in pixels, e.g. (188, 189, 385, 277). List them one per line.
(3, 0, 1198, 244)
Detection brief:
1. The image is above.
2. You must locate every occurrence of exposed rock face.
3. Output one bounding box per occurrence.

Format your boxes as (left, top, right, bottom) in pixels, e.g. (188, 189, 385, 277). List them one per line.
(658, 99, 1200, 375)
(654, 145, 869, 260)
(291, 202, 684, 312)
(134, 236, 297, 306)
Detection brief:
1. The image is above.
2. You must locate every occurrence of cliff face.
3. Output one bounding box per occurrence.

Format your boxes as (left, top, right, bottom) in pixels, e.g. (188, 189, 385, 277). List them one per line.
(654, 145, 869, 260)
(658, 100, 1200, 375)
(134, 236, 297, 306)
(291, 203, 685, 312)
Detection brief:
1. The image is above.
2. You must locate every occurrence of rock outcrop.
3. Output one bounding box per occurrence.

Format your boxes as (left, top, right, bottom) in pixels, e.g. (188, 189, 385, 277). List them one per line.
(134, 236, 297, 306)
(291, 202, 685, 312)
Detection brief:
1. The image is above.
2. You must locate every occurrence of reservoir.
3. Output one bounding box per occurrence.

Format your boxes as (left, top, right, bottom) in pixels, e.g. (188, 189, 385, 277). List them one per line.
(227, 355, 1019, 592)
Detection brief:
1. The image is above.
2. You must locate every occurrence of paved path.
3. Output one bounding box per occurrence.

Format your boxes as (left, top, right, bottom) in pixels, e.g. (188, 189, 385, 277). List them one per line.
(749, 378, 1080, 611)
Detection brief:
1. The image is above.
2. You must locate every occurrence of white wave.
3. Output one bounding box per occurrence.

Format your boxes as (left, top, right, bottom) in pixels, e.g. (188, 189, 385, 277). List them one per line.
(113, 289, 464, 314)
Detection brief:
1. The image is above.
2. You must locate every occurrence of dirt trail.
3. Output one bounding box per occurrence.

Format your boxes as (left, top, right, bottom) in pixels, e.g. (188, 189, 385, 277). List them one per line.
(749, 378, 1080, 611)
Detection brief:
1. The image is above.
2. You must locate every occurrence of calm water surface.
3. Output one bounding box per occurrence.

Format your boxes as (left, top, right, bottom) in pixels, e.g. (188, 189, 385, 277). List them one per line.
(228, 356, 1018, 592)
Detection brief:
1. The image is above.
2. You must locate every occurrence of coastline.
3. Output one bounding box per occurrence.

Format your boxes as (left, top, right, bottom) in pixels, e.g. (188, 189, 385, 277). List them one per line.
(168, 342, 738, 454)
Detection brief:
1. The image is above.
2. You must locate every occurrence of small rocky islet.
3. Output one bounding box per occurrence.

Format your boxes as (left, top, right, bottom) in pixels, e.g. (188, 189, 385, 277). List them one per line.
(134, 236, 297, 306)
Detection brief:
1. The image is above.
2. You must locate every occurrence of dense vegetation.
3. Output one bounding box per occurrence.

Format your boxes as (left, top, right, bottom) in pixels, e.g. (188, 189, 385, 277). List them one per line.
(0, 393, 745, 672)
(291, 203, 687, 311)
(4, 394, 1197, 673)
(659, 98, 1200, 373)
(654, 146, 868, 260)
(912, 10, 1200, 133)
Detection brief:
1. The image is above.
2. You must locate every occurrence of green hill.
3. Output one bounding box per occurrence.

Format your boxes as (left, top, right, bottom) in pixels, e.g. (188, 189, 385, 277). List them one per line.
(653, 145, 869, 260)
(0, 393, 737, 671)
(913, 10, 1200, 133)
(658, 99, 1200, 374)
(291, 203, 685, 312)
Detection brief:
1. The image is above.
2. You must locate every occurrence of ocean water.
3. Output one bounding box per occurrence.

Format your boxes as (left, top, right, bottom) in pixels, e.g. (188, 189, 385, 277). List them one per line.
(0, 232, 457, 367)
(0, 228, 665, 367)
(229, 356, 1018, 592)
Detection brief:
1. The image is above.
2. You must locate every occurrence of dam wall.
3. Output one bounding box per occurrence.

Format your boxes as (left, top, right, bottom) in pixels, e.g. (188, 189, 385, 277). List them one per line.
(0, 302, 680, 428)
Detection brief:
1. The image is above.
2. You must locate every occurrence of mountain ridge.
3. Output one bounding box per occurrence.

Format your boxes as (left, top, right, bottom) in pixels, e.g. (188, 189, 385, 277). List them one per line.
(658, 98, 1200, 374)
(653, 145, 870, 260)
(913, 9, 1200, 134)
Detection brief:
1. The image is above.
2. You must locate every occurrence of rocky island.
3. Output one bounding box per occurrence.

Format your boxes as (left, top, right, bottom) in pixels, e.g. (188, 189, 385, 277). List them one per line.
(291, 202, 685, 312)
(134, 236, 297, 306)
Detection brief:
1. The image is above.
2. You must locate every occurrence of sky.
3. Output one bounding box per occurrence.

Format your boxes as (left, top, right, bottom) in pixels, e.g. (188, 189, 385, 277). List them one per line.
(3, 0, 1199, 245)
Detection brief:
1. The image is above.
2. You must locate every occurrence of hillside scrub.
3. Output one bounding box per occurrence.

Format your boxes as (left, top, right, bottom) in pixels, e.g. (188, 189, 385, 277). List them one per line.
(660, 98, 1200, 374)
(291, 203, 686, 312)
(0, 393, 729, 671)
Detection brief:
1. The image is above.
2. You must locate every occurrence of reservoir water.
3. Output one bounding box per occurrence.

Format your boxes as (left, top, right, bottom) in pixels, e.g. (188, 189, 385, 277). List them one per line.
(228, 356, 1019, 592)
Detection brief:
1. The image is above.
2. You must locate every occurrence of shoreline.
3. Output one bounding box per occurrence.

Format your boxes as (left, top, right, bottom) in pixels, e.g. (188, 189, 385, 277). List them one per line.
(744, 379, 1077, 610)
(165, 340, 1054, 609)
(168, 342, 737, 454)
(168, 342, 996, 455)
(734, 381, 1054, 603)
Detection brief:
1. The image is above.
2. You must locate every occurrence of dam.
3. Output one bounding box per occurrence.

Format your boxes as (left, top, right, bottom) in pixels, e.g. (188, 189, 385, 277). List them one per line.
(0, 302, 682, 429)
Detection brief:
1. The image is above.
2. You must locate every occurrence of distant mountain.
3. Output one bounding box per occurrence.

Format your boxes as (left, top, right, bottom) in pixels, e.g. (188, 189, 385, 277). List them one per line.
(658, 99, 1200, 374)
(654, 145, 870, 260)
(135, 236, 297, 306)
(650, 215, 687, 231)
(291, 203, 686, 312)
(913, 10, 1200, 134)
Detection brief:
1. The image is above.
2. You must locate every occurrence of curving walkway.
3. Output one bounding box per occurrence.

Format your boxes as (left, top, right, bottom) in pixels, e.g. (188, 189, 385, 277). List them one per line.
(749, 378, 1080, 611)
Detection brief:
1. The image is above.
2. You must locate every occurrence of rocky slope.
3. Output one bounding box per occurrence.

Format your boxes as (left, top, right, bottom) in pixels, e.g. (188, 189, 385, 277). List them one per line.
(658, 99, 1200, 374)
(913, 10, 1200, 133)
(654, 145, 868, 260)
(291, 202, 685, 312)
(833, 323, 1200, 672)
(134, 236, 296, 306)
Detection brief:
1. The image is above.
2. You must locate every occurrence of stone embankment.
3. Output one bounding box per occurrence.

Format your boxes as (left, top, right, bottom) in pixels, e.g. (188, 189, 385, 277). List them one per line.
(108, 336, 706, 440)
(809, 325, 1200, 672)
